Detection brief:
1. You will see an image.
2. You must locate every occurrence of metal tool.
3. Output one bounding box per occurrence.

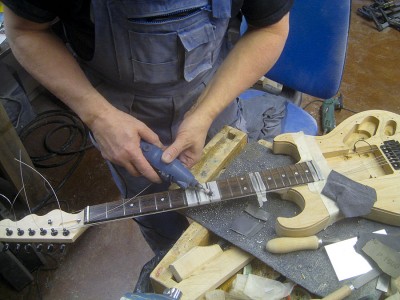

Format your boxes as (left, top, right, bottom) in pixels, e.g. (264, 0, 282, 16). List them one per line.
(140, 141, 211, 194)
(265, 236, 340, 254)
(321, 94, 343, 134)
(321, 268, 381, 300)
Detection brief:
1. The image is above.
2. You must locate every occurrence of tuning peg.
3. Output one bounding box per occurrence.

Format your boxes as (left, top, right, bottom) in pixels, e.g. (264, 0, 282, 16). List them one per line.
(2, 243, 9, 252)
(51, 228, 58, 236)
(63, 228, 70, 236)
(15, 244, 21, 253)
(40, 228, 47, 236)
(28, 228, 36, 236)
(17, 228, 24, 236)
(36, 244, 43, 252)
(47, 244, 54, 253)
(6, 228, 13, 236)
(24, 244, 32, 253)
(60, 244, 66, 253)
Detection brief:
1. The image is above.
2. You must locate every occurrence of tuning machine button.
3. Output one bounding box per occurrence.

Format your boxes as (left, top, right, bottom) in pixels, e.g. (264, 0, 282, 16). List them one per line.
(24, 244, 32, 253)
(5, 228, 13, 236)
(47, 244, 54, 253)
(17, 228, 24, 236)
(28, 228, 36, 236)
(51, 229, 58, 236)
(36, 244, 43, 252)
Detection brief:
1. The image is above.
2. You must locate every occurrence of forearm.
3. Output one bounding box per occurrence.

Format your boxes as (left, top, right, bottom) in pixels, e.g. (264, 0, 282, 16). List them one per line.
(191, 13, 290, 124)
(4, 7, 114, 127)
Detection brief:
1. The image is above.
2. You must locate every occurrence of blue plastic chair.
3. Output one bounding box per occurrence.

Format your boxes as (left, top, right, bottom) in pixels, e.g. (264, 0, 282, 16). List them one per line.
(241, 0, 351, 135)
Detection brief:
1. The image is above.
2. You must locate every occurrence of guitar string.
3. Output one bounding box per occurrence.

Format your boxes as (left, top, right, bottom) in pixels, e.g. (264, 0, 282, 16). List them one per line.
(0, 183, 154, 235)
(0, 190, 21, 229)
(17, 151, 42, 231)
(1, 163, 314, 233)
(15, 158, 66, 231)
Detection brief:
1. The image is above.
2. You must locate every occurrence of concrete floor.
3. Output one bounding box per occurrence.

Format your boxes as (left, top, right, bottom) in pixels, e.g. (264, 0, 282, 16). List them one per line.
(1, 1, 400, 299)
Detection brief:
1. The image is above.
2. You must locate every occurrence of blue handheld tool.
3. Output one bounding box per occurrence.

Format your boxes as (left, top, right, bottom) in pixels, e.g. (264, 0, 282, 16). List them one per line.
(140, 141, 210, 193)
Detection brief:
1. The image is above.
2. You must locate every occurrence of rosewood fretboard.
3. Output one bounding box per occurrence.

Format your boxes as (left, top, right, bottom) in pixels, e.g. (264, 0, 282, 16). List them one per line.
(84, 161, 322, 225)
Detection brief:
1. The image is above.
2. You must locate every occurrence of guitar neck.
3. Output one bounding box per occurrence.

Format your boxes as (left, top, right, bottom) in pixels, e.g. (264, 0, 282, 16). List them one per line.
(84, 161, 322, 225)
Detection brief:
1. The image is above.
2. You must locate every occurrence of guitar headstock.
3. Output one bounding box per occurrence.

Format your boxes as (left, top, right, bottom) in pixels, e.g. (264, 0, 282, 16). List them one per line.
(0, 209, 87, 244)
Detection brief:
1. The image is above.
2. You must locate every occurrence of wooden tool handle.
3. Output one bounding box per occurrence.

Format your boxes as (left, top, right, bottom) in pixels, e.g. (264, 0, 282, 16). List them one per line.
(265, 236, 320, 253)
(321, 285, 352, 300)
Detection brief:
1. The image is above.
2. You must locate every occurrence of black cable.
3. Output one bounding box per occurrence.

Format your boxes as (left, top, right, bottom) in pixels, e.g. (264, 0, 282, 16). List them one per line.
(302, 99, 324, 110)
(18, 109, 93, 213)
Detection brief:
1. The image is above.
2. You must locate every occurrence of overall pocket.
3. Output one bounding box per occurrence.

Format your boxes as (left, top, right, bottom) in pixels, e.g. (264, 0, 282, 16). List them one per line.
(178, 20, 216, 82)
(129, 30, 180, 84)
(128, 9, 219, 84)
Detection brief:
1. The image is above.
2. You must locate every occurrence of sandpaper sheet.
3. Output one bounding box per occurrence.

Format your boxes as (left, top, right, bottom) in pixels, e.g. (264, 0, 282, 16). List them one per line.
(184, 142, 400, 298)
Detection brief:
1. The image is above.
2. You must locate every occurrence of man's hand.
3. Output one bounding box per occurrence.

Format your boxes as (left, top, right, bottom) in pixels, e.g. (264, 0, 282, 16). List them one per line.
(90, 107, 163, 183)
(162, 110, 212, 168)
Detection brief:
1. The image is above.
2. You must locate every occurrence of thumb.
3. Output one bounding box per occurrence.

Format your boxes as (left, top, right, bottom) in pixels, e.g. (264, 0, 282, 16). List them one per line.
(162, 141, 185, 164)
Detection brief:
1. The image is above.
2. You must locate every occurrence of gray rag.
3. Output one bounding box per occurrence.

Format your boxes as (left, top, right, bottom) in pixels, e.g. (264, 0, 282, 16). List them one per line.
(236, 93, 287, 142)
(321, 170, 377, 218)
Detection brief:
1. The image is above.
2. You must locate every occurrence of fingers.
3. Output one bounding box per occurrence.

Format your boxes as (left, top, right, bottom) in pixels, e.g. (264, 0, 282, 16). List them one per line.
(161, 140, 200, 169)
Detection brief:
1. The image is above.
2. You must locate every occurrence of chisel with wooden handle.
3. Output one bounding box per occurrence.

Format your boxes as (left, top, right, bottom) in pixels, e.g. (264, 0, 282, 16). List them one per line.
(321, 268, 381, 300)
(266, 236, 340, 253)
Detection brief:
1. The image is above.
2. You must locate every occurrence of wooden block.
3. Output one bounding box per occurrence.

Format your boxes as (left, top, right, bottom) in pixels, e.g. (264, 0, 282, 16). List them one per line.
(150, 222, 211, 293)
(190, 126, 247, 183)
(175, 247, 253, 300)
(170, 244, 223, 282)
(150, 126, 248, 293)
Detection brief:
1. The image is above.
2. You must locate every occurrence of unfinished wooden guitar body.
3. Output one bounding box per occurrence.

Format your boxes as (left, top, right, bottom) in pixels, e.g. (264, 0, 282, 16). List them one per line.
(272, 110, 400, 237)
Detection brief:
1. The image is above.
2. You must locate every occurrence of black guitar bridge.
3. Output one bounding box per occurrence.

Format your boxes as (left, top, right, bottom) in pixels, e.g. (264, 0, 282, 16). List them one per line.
(381, 140, 400, 170)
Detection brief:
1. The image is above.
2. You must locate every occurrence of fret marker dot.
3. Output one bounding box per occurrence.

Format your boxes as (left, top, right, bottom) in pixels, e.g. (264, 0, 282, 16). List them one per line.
(130, 204, 134, 207)
(161, 198, 165, 201)
(295, 172, 298, 175)
(305, 170, 309, 173)
(282, 174, 286, 177)
(241, 177, 244, 180)
(268, 177, 272, 180)
(244, 187, 247, 190)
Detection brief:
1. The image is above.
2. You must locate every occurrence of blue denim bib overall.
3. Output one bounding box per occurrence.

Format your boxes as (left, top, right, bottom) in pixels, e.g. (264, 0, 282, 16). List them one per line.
(82, 0, 240, 252)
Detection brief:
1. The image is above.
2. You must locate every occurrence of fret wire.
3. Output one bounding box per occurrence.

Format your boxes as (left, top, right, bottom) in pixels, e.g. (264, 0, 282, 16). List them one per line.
(168, 192, 172, 208)
(139, 198, 142, 213)
(277, 167, 287, 187)
(282, 165, 294, 186)
(261, 171, 270, 190)
(154, 194, 158, 211)
(242, 175, 253, 195)
(285, 166, 293, 185)
(122, 198, 126, 216)
(300, 162, 311, 182)
(226, 179, 234, 197)
(266, 169, 278, 189)
(289, 164, 299, 185)
(301, 162, 311, 183)
(294, 163, 306, 183)
(105, 202, 108, 219)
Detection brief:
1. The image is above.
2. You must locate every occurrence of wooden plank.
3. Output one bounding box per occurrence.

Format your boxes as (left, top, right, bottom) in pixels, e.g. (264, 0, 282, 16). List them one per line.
(169, 244, 223, 282)
(175, 247, 253, 300)
(150, 126, 248, 293)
